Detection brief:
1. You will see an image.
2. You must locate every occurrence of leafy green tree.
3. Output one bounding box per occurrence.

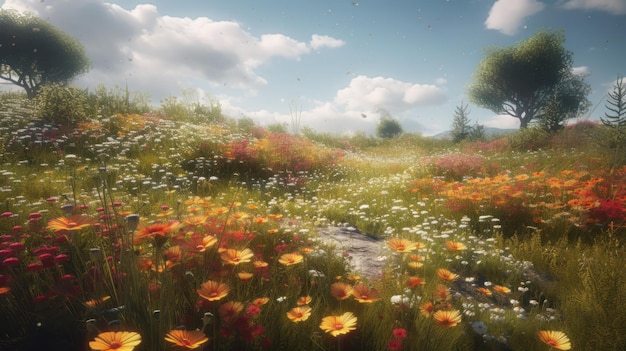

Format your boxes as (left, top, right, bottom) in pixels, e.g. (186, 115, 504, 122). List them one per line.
(376, 108, 403, 139)
(469, 122, 486, 141)
(468, 30, 590, 129)
(601, 75, 626, 128)
(450, 102, 472, 142)
(0, 10, 90, 98)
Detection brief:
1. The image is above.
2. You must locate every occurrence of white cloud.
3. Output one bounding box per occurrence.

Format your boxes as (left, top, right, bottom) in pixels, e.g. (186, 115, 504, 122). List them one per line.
(572, 66, 590, 76)
(482, 114, 521, 129)
(0, 0, 343, 97)
(485, 0, 545, 35)
(335, 75, 446, 114)
(309, 34, 346, 50)
(561, 0, 626, 15)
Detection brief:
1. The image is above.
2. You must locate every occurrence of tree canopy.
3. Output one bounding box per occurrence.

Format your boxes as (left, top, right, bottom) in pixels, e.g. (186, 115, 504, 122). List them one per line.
(468, 31, 590, 129)
(0, 10, 90, 98)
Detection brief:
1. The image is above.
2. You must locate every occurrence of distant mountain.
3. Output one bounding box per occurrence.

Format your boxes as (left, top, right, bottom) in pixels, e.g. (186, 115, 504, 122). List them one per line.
(432, 127, 516, 139)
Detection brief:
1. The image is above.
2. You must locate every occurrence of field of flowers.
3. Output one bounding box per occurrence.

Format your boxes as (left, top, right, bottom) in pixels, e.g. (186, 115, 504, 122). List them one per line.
(0, 93, 624, 351)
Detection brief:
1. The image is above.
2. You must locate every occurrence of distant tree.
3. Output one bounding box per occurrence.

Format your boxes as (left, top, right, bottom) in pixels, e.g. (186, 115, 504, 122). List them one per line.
(469, 122, 486, 141)
(538, 93, 566, 134)
(376, 108, 403, 139)
(450, 102, 472, 142)
(0, 10, 90, 98)
(601, 75, 626, 128)
(468, 30, 590, 129)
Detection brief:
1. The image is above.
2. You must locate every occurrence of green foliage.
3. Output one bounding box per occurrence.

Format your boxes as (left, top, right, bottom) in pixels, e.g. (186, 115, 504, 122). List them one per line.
(468, 30, 590, 128)
(377, 118, 403, 139)
(35, 83, 88, 125)
(0, 10, 90, 98)
(159, 89, 223, 123)
(506, 127, 550, 151)
(537, 94, 566, 134)
(87, 84, 151, 118)
(450, 102, 472, 143)
(601, 75, 626, 128)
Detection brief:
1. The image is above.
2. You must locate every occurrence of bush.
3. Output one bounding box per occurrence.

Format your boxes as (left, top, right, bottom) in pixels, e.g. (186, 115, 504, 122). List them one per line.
(506, 127, 550, 151)
(377, 118, 403, 139)
(35, 83, 88, 125)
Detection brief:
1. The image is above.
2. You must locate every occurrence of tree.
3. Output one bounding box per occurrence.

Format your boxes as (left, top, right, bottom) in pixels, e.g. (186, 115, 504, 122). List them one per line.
(601, 75, 626, 128)
(0, 10, 90, 98)
(468, 30, 590, 129)
(538, 93, 566, 134)
(376, 108, 403, 139)
(450, 102, 472, 142)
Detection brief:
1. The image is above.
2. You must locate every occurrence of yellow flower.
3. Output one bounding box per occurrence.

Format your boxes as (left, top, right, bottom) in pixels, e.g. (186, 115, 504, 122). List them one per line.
(164, 330, 209, 349)
(351, 283, 380, 303)
(537, 330, 571, 350)
(237, 272, 254, 281)
(47, 215, 96, 232)
(220, 248, 254, 265)
(252, 297, 269, 306)
(477, 287, 493, 296)
(219, 301, 244, 324)
(278, 253, 304, 266)
(433, 310, 462, 327)
(419, 301, 434, 317)
(286, 306, 312, 322)
(436, 268, 459, 281)
(89, 331, 141, 351)
(197, 280, 230, 301)
(319, 312, 358, 337)
(330, 282, 354, 301)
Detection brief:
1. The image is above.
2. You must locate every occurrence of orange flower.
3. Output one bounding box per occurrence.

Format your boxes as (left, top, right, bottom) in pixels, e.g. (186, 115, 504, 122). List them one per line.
(330, 282, 354, 300)
(183, 215, 209, 226)
(84, 295, 111, 308)
(197, 280, 230, 301)
(477, 287, 493, 296)
(408, 261, 424, 269)
(89, 331, 141, 351)
(47, 215, 96, 232)
(134, 221, 180, 245)
(0, 286, 11, 295)
(436, 268, 459, 281)
(278, 253, 304, 266)
(286, 306, 312, 322)
(406, 276, 425, 289)
(253, 260, 269, 269)
(433, 284, 450, 301)
(419, 301, 434, 317)
(537, 330, 571, 350)
(164, 330, 209, 349)
(493, 285, 511, 294)
(387, 238, 421, 253)
(351, 283, 380, 303)
(319, 312, 357, 337)
(219, 301, 244, 324)
(237, 272, 254, 281)
(220, 248, 254, 265)
(444, 240, 466, 251)
(297, 296, 312, 306)
(252, 297, 269, 306)
(433, 310, 462, 327)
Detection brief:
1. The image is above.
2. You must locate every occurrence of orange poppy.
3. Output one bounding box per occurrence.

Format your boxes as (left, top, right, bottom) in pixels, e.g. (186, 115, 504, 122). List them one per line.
(89, 331, 141, 351)
(493, 285, 511, 294)
(436, 268, 459, 281)
(286, 306, 312, 322)
(164, 330, 209, 349)
(220, 248, 254, 265)
(406, 276, 425, 289)
(219, 301, 244, 324)
(330, 282, 354, 301)
(444, 240, 466, 251)
(197, 280, 230, 301)
(419, 301, 434, 317)
(47, 215, 96, 232)
(351, 283, 380, 303)
(433, 310, 462, 327)
(297, 296, 312, 306)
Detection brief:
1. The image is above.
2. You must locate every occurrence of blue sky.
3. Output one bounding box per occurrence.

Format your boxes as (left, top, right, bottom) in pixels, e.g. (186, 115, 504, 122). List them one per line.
(2, 0, 625, 135)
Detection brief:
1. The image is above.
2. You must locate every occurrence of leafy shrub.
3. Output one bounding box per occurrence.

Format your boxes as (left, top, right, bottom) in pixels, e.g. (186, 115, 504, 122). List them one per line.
(377, 118, 403, 139)
(506, 127, 550, 151)
(35, 83, 88, 125)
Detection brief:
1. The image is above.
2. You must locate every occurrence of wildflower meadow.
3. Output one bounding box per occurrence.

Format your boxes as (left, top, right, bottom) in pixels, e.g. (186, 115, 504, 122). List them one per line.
(0, 90, 624, 351)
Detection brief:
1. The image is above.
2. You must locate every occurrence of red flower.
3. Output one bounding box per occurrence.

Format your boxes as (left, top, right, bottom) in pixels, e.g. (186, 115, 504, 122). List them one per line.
(392, 328, 407, 339)
(388, 339, 403, 351)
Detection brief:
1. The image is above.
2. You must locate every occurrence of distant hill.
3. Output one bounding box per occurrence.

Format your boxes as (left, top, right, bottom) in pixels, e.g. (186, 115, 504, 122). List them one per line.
(432, 127, 516, 139)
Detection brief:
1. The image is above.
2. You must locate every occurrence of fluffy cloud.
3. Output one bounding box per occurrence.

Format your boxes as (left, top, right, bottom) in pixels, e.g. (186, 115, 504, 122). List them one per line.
(482, 114, 521, 129)
(572, 66, 590, 76)
(0, 0, 343, 96)
(335, 75, 446, 114)
(485, 0, 545, 35)
(561, 0, 626, 14)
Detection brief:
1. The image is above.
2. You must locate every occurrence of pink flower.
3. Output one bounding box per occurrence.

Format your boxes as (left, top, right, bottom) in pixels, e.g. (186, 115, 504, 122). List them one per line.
(392, 328, 407, 339)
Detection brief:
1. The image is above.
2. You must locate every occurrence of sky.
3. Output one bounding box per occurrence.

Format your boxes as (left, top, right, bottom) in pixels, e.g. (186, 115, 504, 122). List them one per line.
(1, 0, 625, 136)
